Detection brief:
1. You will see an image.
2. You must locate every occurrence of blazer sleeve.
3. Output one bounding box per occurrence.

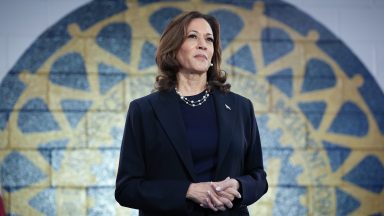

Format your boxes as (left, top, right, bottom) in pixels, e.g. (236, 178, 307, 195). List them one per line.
(235, 99, 268, 206)
(115, 101, 191, 213)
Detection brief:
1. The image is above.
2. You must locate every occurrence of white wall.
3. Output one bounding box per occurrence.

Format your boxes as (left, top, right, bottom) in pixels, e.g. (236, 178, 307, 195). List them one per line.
(285, 0, 384, 92)
(1, 0, 383, 92)
(0, 0, 90, 78)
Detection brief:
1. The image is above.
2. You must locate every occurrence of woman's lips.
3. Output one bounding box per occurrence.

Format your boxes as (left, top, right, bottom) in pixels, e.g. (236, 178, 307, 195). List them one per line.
(194, 54, 207, 60)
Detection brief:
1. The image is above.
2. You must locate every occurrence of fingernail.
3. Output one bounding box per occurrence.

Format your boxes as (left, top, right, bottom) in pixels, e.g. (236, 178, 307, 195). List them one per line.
(215, 187, 221, 191)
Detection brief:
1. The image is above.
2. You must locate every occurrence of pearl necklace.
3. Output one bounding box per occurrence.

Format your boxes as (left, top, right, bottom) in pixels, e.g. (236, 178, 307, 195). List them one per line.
(175, 88, 210, 107)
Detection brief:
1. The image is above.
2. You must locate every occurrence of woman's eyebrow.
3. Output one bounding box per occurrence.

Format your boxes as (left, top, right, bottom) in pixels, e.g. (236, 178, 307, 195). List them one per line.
(188, 30, 213, 36)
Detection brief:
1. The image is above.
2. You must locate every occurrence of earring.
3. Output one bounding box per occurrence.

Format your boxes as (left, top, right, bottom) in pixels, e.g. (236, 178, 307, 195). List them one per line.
(210, 63, 213, 66)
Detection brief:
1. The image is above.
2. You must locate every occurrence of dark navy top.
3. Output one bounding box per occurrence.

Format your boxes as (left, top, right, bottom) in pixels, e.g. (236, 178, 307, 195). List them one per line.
(178, 90, 218, 182)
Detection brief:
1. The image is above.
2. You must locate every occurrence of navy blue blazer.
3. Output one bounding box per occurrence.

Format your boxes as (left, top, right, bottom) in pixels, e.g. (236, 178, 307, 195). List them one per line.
(115, 89, 268, 216)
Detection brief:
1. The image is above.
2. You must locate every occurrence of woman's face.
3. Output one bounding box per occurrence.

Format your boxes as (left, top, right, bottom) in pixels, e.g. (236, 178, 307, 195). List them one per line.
(176, 18, 214, 75)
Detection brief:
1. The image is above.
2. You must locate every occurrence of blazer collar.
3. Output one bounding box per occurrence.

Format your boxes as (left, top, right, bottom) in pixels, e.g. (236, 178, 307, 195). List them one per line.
(149, 90, 235, 182)
(211, 90, 235, 179)
(149, 90, 197, 181)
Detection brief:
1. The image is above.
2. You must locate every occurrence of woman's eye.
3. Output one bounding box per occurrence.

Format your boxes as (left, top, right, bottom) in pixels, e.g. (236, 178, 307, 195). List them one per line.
(207, 38, 214, 42)
(187, 34, 197, 39)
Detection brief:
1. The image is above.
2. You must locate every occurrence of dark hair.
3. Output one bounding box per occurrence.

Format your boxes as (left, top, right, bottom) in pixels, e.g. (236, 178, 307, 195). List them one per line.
(154, 11, 230, 92)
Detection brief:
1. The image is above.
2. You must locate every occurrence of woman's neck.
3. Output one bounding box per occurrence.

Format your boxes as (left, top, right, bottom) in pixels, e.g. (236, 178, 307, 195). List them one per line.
(176, 72, 207, 96)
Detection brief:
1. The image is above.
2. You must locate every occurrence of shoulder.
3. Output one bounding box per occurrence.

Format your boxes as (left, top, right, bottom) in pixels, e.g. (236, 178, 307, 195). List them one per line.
(126, 91, 158, 114)
(217, 90, 253, 108)
(128, 90, 173, 110)
(130, 91, 159, 105)
(229, 91, 251, 104)
(213, 89, 254, 117)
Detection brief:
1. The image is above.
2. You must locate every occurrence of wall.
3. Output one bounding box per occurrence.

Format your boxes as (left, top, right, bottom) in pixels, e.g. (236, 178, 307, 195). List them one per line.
(1, 0, 384, 91)
(285, 0, 384, 92)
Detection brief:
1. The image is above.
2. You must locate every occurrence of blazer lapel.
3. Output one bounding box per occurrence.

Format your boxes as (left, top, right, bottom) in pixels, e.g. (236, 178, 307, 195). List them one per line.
(149, 91, 197, 182)
(212, 91, 235, 179)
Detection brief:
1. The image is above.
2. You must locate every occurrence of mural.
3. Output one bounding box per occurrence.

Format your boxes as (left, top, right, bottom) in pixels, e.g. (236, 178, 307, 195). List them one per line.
(0, 0, 383, 215)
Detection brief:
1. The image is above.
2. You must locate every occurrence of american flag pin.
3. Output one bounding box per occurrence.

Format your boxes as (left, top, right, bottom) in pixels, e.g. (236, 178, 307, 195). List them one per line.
(225, 104, 231, 110)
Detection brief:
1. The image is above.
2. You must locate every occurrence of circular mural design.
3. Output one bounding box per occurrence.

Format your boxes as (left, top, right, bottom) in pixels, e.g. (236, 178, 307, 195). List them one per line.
(0, 0, 383, 215)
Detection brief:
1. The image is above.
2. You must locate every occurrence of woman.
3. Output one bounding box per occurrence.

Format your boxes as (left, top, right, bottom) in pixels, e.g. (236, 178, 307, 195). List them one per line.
(115, 11, 268, 216)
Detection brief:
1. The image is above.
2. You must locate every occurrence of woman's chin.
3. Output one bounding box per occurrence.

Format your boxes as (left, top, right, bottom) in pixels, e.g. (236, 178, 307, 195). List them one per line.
(179, 65, 210, 75)
(184, 68, 208, 75)
(192, 69, 209, 75)
(196, 65, 211, 73)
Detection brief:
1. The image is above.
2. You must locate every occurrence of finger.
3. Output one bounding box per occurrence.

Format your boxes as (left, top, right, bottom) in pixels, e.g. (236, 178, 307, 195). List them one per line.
(219, 197, 233, 209)
(207, 190, 224, 209)
(217, 205, 226, 211)
(218, 190, 235, 201)
(200, 202, 208, 209)
(205, 195, 218, 211)
(210, 182, 219, 195)
(211, 177, 229, 191)
(215, 177, 234, 192)
(210, 181, 221, 192)
(224, 187, 242, 199)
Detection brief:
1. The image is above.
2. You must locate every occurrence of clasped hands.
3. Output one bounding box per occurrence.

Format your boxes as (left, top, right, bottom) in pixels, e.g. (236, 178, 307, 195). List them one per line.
(186, 177, 241, 211)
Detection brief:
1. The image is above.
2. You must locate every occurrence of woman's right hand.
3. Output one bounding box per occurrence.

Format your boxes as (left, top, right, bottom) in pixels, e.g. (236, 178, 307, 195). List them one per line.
(186, 182, 231, 211)
(211, 177, 242, 202)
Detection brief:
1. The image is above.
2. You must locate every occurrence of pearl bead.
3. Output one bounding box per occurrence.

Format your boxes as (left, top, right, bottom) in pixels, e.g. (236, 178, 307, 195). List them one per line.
(175, 88, 210, 107)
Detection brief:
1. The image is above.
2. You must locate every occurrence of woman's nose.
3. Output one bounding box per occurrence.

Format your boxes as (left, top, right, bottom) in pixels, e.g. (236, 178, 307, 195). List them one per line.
(198, 45, 207, 50)
(197, 38, 207, 50)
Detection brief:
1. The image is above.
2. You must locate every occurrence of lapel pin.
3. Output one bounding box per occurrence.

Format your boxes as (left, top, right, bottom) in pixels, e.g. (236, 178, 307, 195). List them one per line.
(225, 104, 231, 110)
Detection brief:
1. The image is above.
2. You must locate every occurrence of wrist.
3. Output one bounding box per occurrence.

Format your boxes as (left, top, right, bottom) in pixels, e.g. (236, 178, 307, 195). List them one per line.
(186, 183, 195, 199)
(232, 179, 240, 190)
